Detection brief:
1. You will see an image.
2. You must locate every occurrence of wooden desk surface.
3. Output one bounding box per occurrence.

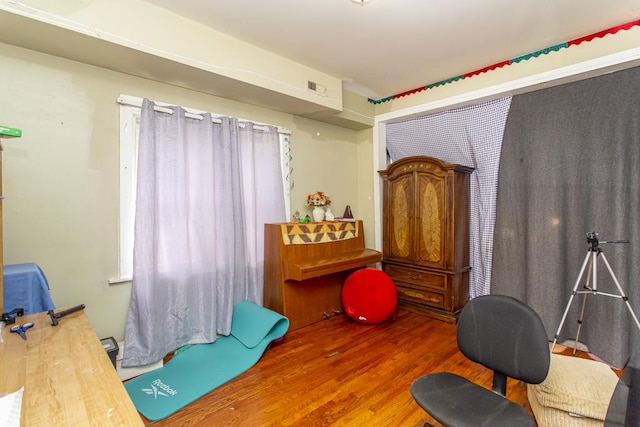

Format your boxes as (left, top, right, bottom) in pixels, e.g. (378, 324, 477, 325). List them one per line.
(0, 310, 143, 426)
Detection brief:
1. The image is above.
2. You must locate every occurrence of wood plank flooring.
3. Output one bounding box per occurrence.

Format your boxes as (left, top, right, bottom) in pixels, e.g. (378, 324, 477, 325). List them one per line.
(141, 310, 532, 426)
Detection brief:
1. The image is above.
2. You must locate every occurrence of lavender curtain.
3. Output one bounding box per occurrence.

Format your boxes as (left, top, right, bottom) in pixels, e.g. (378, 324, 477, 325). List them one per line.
(123, 99, 285, 367)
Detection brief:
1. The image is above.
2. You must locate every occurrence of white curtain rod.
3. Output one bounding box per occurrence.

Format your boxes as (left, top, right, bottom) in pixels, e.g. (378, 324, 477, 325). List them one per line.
(117, 95, 291, 135)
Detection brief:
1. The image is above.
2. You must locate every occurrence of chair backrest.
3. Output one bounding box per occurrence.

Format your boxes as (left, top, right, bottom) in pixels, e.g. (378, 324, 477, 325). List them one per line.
(457, 294, 550, 385)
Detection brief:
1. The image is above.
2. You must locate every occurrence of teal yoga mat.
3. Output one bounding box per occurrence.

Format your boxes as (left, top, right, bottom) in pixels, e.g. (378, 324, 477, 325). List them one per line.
(124, 301, 289, 421)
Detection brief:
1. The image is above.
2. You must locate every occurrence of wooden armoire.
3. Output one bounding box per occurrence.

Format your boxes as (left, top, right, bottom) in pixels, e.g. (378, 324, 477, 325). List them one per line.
(379, 156, 473, 322)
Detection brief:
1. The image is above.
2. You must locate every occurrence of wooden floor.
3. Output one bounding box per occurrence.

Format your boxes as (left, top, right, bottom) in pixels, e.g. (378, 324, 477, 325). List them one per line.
(140, 309, 533, 426)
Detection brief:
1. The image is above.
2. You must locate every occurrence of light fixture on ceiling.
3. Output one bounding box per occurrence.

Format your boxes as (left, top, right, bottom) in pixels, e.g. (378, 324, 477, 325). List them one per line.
(350, 0, 372, 6)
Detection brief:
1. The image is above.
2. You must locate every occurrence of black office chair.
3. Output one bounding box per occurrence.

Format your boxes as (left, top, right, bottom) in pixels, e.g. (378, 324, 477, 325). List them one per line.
(410, 294, 550, 427)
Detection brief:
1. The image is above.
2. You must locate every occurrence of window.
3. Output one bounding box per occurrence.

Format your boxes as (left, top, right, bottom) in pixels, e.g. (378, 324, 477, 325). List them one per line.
(111, 95, 291, 283)
(114, 103, 140, 282)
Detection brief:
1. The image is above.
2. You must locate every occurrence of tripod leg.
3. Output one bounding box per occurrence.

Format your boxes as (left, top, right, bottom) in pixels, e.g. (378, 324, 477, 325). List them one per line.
(599, 253, 640, 332)
(552, 251, 593, 351)
(573, 293, 588, 355)
(572, 254, 595, 354)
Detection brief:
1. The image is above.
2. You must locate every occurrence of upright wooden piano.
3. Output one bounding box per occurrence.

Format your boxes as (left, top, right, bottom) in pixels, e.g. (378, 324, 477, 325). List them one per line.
(264, 220, 382, 331)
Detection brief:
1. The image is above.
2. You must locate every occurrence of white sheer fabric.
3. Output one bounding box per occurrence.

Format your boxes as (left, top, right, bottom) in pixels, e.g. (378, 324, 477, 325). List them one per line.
(122, 99, 285, 367)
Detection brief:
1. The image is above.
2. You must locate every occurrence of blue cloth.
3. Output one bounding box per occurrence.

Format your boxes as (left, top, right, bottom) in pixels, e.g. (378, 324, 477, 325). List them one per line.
(3, 263, 56, 314)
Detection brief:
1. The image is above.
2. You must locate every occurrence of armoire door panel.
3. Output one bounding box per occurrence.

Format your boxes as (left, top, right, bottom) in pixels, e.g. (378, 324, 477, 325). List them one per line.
(388, 175, 412, 261)
(416, 173, 445, 267)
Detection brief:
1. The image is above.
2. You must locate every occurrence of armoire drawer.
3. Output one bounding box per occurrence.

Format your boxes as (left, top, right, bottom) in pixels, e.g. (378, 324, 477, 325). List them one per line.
(385, 264, 446, 290)
(395, 283, 445, 309)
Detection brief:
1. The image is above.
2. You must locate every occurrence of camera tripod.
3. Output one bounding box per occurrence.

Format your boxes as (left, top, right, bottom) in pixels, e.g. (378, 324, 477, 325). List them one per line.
(551, 232, 640, 353)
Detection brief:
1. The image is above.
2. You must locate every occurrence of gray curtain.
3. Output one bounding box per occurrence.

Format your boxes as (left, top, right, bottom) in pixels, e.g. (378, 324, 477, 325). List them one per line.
(386, 97, 512, 298)
(492, 66, 640, 368)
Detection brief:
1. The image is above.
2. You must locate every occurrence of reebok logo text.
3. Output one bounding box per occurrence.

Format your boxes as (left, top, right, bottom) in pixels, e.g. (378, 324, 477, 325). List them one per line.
(141, 379, 178, 399)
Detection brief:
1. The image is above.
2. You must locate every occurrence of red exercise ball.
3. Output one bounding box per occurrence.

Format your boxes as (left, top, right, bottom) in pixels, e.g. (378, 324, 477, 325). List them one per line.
(342, 268, 397, 324)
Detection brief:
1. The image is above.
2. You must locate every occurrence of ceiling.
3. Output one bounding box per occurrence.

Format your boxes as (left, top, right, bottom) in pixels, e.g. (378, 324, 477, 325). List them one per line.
(147, 0, 640, 101)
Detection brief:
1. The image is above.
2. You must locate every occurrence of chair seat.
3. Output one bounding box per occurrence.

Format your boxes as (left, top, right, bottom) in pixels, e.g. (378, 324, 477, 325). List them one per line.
(410, 372, 535, 427)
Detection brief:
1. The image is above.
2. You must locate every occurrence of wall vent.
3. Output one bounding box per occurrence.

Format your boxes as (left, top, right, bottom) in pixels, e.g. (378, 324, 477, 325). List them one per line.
(307, 80, 327, 96)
